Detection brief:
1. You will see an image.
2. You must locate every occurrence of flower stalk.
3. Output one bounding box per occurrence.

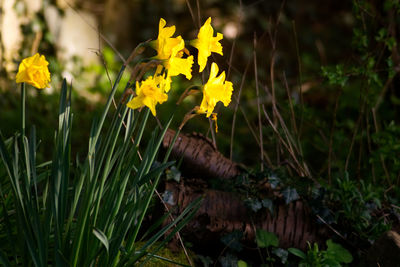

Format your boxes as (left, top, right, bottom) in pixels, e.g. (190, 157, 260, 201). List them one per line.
(20, 82, 26, 137)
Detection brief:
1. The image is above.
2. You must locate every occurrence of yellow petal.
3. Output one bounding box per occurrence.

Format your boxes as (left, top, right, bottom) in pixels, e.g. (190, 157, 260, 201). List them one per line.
(165, 39, 193, 80)
(127, 75, 168, 116)
(167, 56, 193, 80)
(127, 95, 145, 110)
(143, 97, 157, 116)
(209, 62, 219, 80)
(154, 18, 182, 60)
(16, 53, 51, 89)
(191, 17, 223, 72)
(199, 62, 233, 117)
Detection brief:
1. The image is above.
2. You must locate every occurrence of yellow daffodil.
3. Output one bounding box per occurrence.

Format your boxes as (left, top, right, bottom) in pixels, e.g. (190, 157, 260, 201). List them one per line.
(151, 18, 193, 81)
(199, 62, 233, 117)
(16, 53, 51, 89)
(153, 18, 182, 60)
(126, 74, 168, 116)
(165, 39, 194, 80)
(191, 17, 223, 72)
(154, 65, 172, 92)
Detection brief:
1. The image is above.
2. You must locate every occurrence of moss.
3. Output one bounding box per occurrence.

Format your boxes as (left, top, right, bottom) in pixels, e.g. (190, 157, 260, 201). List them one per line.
(135, 242, 193, 267)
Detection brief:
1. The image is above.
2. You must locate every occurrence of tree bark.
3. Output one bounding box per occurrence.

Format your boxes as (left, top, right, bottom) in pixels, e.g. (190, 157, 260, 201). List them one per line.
(164, 179, 327, 251)
(163, 129, 240, 180)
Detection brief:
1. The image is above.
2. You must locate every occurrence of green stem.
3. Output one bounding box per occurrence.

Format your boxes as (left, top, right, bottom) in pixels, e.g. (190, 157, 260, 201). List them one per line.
(21, 83, 26, 137)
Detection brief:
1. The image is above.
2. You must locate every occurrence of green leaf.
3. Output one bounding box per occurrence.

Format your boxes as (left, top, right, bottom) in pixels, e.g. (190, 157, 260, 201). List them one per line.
(262, 199, 274, 215)
(326, 239, 353, 263)
(237, 260, 248, 267)
(256, 229, 279, 248)
(0, 249, 12, 267)
(272, 248, 288, 264)
(165, 166, 181, 182)
(288, 248, 306, 259)
(221, 230, 243, 252)
(268, 174, 280, 189)
(282, 187, 300, 204)
(245, 198, 263, 212)
(322, 258, 341, 267)
(93, 228, 109, 253)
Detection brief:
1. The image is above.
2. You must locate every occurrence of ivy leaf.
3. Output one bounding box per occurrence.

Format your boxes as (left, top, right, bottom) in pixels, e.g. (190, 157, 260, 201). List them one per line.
(262, 199, 274, 215)
(268, 174, 280, 189)
(256, 229, 279, 248)
(166, 166, 181, 182)
(282, 187, 300, 204)
(197, 255, 213, 267)
(245, 198, 262, 212)
(272, 248, 288, 264)
(325, 239, 353, 263)
(288, 248, 306, 259)
(220, 253, 238, 267)
(162, 190, 175, 205)
(221, 231, 243, 252)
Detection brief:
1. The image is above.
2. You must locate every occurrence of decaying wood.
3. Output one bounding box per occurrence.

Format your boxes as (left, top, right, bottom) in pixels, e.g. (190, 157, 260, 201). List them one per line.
(363, 230, 400, 267)
(164, 179, 327, 251)
(161, 129, 328, 252)
(162, 129, 240, 180)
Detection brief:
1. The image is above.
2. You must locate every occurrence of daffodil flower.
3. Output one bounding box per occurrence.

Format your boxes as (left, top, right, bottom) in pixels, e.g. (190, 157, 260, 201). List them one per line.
(191, 17, 223, 72)
(151, 18, 193, 82)
(154, 65, 172, 92)
(165, 39, 194, 80)
(126, 74, 168, 116)
(199, 62, 233, 117)
(16, 53, 51, 89)
(153, 18, 182, 60)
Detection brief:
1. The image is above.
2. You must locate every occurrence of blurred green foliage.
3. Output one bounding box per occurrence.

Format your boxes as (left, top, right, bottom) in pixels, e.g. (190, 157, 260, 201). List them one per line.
(289, 240, 353, 267)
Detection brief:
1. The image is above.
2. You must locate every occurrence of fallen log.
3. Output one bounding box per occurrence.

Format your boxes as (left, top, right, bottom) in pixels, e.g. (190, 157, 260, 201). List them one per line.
(164, 179, 327, 251)
(161, 129, 327, 253)
(162, 129, 240, 180)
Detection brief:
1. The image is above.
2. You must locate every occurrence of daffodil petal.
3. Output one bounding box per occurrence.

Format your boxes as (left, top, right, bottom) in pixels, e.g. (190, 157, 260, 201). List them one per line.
(191, 17, 224, 72)
(16, 53, 51, 89)
(199, 63, 233, 117)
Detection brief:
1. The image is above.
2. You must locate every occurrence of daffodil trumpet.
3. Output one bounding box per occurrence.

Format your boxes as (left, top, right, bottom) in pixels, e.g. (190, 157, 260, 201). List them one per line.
(126, 66, 170, 116)
(198, 62, 233, 117)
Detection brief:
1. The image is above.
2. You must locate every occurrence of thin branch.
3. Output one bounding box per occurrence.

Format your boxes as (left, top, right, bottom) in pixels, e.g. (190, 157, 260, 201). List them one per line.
(371, 108, 392, 185)
(185, 0, 198, 29)
(328, 90, 341, 184)
(253, 33, 264, 171)
(153, 187, 193, 266)
(282, 72, 298, 136)
(230, 59, 252, 160)
(263, 105, 308, 177)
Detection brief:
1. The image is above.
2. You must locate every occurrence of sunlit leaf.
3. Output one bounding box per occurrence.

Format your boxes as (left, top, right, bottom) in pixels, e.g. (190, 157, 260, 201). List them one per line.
(256, 229, 278, 248)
